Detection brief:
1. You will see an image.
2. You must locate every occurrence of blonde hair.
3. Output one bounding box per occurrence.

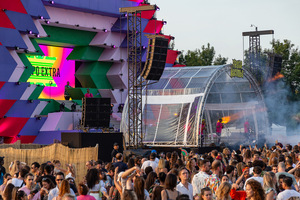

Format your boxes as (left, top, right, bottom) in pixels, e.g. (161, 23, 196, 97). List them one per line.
(158, 158, 165, 169)
(215, 182, 231, 200)
(263, 171, 275, 190)
(9, 160, 20, 177)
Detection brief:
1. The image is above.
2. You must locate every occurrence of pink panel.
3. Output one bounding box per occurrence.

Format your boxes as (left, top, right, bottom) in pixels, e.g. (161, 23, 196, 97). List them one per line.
(0, 99, 16, 117)
(0, 117, 29, 137)
(166, 50, 179, 64)
(0, 0, 27, 14)
(143, 20, 163, 34)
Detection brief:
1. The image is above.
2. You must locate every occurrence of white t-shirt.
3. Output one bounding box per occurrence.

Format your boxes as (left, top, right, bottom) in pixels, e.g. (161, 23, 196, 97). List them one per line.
(176, 182, 193, 200)
(141, 160, 158, 171)
(277, 189, 300, 200)
(9, 178, 24, 187)
(244, 176, 263, 190)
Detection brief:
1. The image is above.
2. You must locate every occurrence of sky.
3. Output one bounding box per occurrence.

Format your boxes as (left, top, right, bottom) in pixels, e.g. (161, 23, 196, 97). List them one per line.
(149, 0, 300, 63)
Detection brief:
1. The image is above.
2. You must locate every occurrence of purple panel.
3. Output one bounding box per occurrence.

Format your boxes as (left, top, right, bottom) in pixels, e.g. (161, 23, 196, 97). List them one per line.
(0, 27, 28, 49)
(5, 11, 39, 34)
(5, 100, 40, 118)
(20, 0, 50, 19)
(42, 0, 138, 17)
(0, 82, 30, 100)
(111, 18, 127, 33)
(0, 46, 18, 81)
(165, 63, 173, 67)
(19, 117, 47, 136)
(33, 131, 61, 144)
(121, 31, 149, 48)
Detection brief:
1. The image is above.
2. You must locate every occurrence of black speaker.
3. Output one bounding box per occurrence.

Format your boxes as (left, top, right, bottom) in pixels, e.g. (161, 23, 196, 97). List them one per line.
(269, 53, 283, 76)
(61, 132, 123, 162)
(141, 37, 169, 80)
(83, 98, 111, 128)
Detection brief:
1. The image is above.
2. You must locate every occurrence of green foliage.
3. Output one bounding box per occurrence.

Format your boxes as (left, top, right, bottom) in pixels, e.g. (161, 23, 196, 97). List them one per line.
(179, 43, 227, 66)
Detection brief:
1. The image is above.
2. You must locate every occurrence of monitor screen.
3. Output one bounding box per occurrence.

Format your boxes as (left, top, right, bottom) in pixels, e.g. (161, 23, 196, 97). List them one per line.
(27, 45, 75, 100)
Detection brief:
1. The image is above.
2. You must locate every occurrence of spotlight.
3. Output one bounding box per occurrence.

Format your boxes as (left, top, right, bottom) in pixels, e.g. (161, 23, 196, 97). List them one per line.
(102, 29, 108, 32)
(35, 34, 40, 38)
(103, 43, 107, 46)
(122, 13, 128, 17)
(55, 21, 59, 24)
(3, 116, 7, 119)
(28, 99, 34, 103)
(36, 116, 42, 120)
(49, 0, 54, 4)
(59, 102, 65, 112)
(142, 46, 146, 49)
(45, 20, 50, 24)
(27, 30, 32, 34)
(24, 49, 29, 53)
(110, 58, 114, 61)
(92, 27, 96, 30)
(2, 9, 7, 12)
(47, 34, 51, 37)
(120, 88, 124, 92)
(39, 16, 44, 20)
(75, 24, 79, 27)
(24, 66, 28, 69)
(16, 81, 21, 85)
(71, 103, 76, 112)
(155, 5, 160, 11)
(120, 59, 124, 62)
(163, 21, 167, 25)
(171, 36, 175, 40)
(15, 46, 19, 50)
(111, 45, 116, 48)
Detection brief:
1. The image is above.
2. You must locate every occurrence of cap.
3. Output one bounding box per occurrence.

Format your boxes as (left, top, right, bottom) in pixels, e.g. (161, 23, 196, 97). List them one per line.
(151, 150, 157, 153)
(113, 143, 119, 146)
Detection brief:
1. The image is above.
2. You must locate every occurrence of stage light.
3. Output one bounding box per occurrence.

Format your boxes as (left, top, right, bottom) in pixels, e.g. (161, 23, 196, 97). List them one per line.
(171, 36, 175, 40)
(75, 24, 79, 27)
(16, 81, 21, 85)
(163, 21, 167, 25)
(49, 0, 54, 4)
(155, 5, 160, 11)
(3, 116, 7, 119)
(92, 27, 97, 30)
(2, 9, 7, 12)
(24, 49, 29, 53)
(38, 16, 44, 20)
(27, 30, 32, 34)
(110, 58, 114, 61)
(36, 116, 42, 120)
(103, 43, 107, 46)
(142, 46, 146, 49)
(35, 34, 40, 38)
(24, 66, 28, 69)
(120, 88, 124, 92)
(28, 99, 34, 103)
(45, 20, 50, 24)
(15, 46, 19, 50)
(120, 59, 124, 62)
(55, 21, 59, 24)
(71, 103, 76, 112)
(111, 45, 116, 48)
(59, 102, 65, 112)
(102, 29, 108, 32)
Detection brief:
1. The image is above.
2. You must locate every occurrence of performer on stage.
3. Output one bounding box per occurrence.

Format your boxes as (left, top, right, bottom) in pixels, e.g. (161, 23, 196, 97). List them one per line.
(216, 118, 224, 144)
(200, 119, 206, 147)
(244, 118, 250, 134)
(64, 81, 72, 100)
(84, 88, 93, 98)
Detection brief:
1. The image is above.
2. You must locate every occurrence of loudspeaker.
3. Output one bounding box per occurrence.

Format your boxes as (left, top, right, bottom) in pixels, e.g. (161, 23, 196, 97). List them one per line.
(269, 53, 283, 76)
(83, 98, 111, 128)
(141, 37, 169, 80)
(61, 132, 123, 162)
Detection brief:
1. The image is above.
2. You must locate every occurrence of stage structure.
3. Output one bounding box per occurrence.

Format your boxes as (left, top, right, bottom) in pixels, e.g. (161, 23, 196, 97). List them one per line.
(121, 65, 269, 147)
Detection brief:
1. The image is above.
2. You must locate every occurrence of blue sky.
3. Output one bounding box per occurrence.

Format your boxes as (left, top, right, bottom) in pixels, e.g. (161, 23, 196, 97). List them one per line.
(150, 0, 300, 63)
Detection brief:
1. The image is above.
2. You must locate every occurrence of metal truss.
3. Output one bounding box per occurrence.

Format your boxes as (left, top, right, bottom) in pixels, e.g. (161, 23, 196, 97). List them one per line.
(127, 11, 143, 148)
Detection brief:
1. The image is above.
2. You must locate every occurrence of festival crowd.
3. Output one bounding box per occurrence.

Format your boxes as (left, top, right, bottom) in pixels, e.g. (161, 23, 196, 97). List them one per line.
(1, 141, 300, 200)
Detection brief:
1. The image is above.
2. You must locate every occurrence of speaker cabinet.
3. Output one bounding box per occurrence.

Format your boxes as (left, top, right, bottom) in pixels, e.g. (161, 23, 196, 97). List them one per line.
(141, 37, 169, 80)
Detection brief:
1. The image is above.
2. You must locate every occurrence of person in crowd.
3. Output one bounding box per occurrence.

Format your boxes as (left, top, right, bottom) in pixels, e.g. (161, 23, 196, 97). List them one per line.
(84, 89, 93, 98)
(156, 159, 168, 175)
(48, 172, 76, 200)
(65, 164, 76, 181)
(0, 157, 6, 185)
(0, 173, 11, 196)
(243, 166, 263, 190)
(161, 173, 179, 200)
(111, 143, 120, 161)
(86, 168, 108, 200)
(145, 172, 157, 195)
(205, 160, 222, 197)
(9, 168, 29, 187)
(192, 159, 211, 197)
(142, 153, 158, 173)
(200, 119, 207, 147)
(176, 168, 193, 200)
(263, 171, 277, 200)
(19, 173, 39, 199)
(13, 189, 27, 200)
(113, 153, 128, 172)
(276, 162, 299, 191)
(39, 177, 56, 200)
(36, 165, 56, 186)
(31, 162, 40, 182)
(77, 183, 96, 200)
(62, 194, 75, 200)
(85, 161, 93, 172)
(215, 182, 231, 200)
(52, 180, 70, 200)
(9, 160, 22, 178)
(277, 177, 300, 200)
(216, 119, 224, 144)
(2, 183, 14, 200)
(134, 176, 150, 200)
(152, 172, 166, 200)
(230, 179, 265, 200)
(200, 187, 213, 200)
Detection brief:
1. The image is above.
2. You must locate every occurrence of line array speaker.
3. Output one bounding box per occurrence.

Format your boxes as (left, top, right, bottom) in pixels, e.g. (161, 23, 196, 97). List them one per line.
(141, 37, 169, 80)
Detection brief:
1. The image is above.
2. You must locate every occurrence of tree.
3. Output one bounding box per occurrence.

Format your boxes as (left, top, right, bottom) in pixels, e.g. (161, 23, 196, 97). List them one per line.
(179, 43, 227, 66)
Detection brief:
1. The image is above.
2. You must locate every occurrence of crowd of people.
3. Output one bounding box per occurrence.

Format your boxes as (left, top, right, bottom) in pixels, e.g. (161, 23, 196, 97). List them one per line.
(1, 141, 300, 200)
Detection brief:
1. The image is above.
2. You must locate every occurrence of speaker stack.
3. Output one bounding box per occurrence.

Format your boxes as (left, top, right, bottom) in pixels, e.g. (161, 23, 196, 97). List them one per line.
(81, 98, 111, 128)
(141, 35, 169, 80)
(269, 53, 283, 76)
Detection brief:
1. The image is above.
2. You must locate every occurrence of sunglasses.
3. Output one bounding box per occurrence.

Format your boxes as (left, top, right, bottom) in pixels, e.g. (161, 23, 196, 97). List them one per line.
(56, 179, 63, 181)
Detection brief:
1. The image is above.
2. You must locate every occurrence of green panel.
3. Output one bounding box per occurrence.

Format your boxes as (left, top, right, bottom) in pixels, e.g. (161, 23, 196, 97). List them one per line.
(75, 62, 112, 89)
(67, 88, 101, 100)
(28, 38, 45, 56)
(72, 100, 82, 106)
(35, 26, 97, 46)
(40, 99, 71, 115)
(18, 53, 35, 82)
(67, 46, 104, 61)
(28, 85, 45, 100)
